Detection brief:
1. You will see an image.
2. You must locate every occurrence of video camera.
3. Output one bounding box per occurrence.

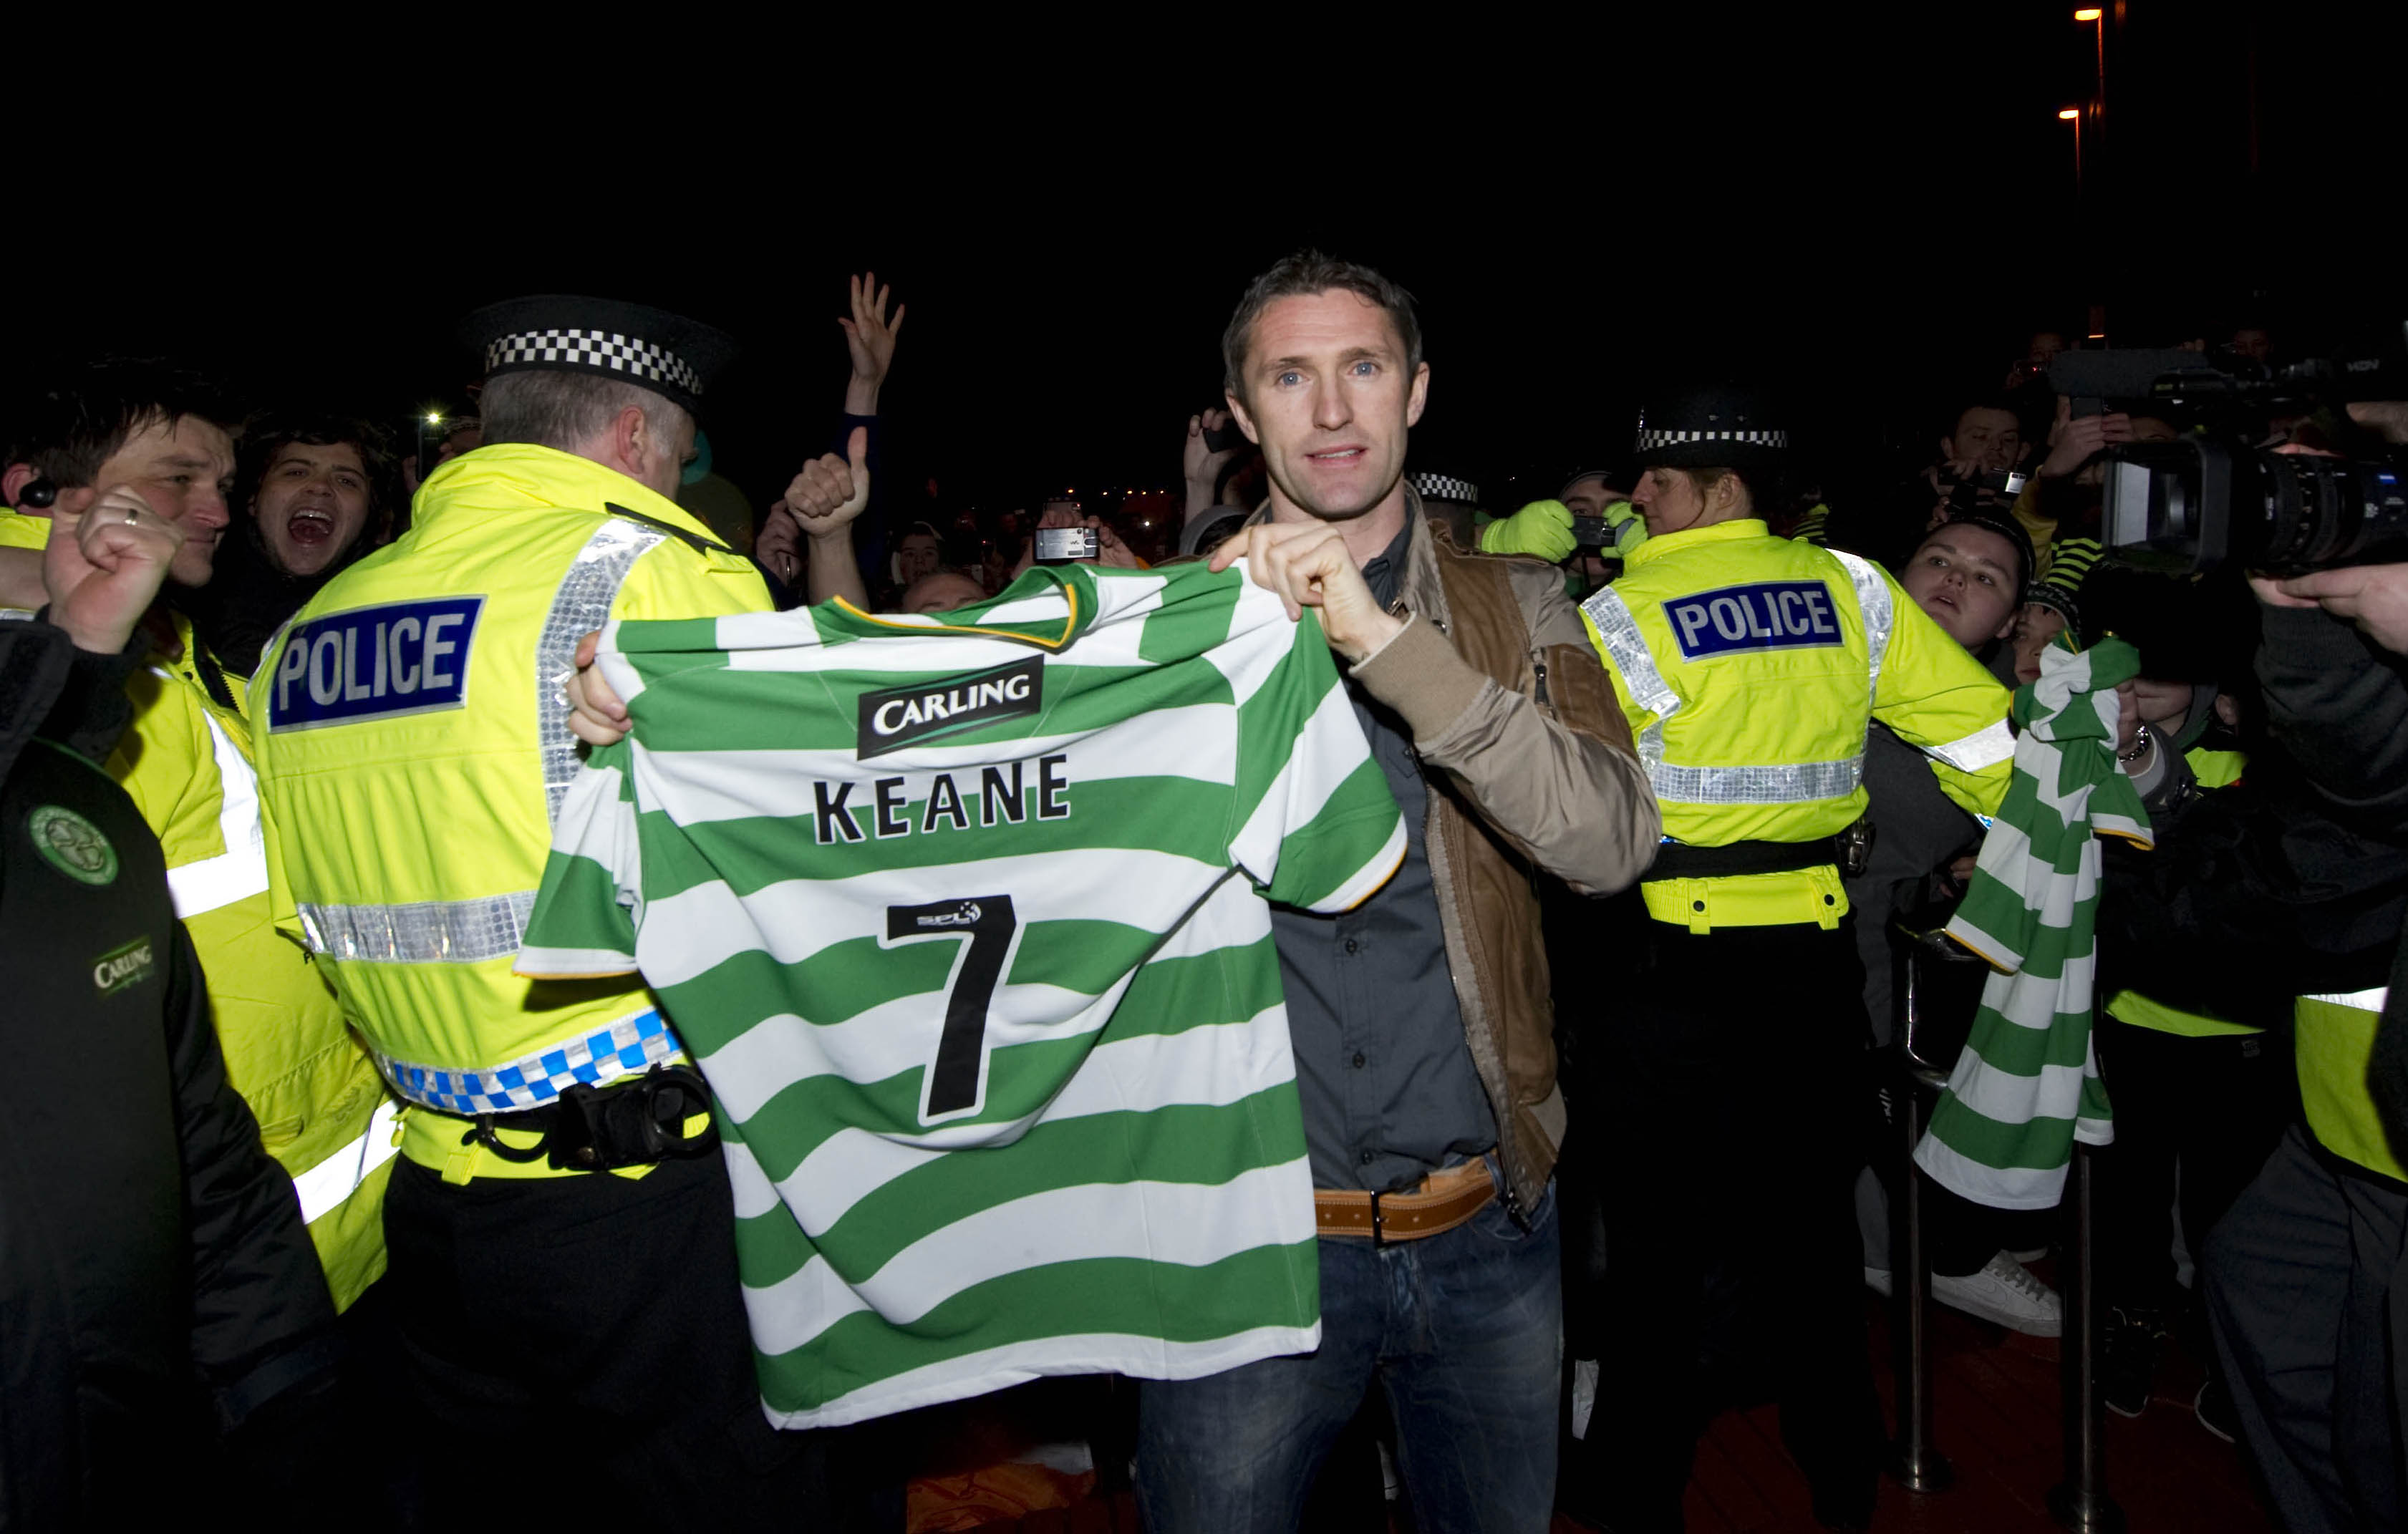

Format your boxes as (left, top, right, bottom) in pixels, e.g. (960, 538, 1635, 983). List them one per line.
(2059, 325, 2407, 576)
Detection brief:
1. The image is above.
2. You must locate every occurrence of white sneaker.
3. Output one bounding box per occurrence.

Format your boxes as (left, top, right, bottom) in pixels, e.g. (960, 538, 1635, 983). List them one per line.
(1865, 1266, 1893, 1298)
(1931, 1251, 2063, 1336)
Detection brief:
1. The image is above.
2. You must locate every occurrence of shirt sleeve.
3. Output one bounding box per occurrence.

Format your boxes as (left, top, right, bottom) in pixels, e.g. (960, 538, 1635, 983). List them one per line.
(1865, 564, 2016, 820)
(516, 739, 644, 978)
(1228, 609, 1406, 913)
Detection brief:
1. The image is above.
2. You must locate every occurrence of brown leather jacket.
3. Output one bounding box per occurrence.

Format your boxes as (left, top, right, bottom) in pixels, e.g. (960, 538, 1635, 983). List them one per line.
(1346, 508, 1660, 1213)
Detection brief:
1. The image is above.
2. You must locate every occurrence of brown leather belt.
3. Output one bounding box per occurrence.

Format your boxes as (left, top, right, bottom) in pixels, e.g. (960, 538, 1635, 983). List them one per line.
(1314, 1159, 1496, 1244)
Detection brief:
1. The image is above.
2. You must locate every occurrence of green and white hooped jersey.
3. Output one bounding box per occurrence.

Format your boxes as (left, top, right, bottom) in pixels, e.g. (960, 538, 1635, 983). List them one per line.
(517, 560, 1406, 1429)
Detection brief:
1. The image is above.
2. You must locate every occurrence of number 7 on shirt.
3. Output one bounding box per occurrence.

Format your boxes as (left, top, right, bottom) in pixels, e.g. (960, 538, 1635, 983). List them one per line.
(884, 895, 1021, 1123)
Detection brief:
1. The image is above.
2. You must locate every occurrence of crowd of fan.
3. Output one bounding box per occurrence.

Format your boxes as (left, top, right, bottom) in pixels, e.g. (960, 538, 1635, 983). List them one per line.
(9, 263, 2408, 1534)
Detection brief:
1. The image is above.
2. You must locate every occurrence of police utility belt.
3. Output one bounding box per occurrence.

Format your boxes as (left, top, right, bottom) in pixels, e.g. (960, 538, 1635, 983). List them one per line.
(1640, 836, 1855, 933)
(460, 1065, 719, 1174)
(1314, 1159, 1496, 1244)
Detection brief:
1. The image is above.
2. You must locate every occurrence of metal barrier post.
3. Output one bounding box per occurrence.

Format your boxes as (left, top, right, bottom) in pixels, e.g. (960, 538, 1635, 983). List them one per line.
(2048, 1140, 2125, 1533)
(1891, 1054, 1955, 1493)
(1888, 925, 1958, 1495)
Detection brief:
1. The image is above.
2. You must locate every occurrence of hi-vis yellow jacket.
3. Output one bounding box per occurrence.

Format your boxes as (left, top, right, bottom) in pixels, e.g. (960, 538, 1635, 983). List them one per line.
(2296, 989, 2405, 1183)
(247, 445, 771, 1183)
(1580, 520, 2013, 927)
(111, 611, 395, 1309)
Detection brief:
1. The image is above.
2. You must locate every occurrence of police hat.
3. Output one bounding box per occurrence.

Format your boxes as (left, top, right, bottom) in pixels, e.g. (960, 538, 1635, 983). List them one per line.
(1406, 470, 1481, 507)
(461, 295, 737, 418)
(1633, 386, 1788, 470)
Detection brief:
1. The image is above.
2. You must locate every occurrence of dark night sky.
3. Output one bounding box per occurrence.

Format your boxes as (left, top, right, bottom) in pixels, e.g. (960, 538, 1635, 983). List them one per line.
(21, 7, 2400, 530)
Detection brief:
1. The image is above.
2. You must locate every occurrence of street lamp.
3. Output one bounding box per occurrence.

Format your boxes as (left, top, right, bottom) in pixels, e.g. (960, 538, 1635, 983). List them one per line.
(2058, 107, 2084, 198)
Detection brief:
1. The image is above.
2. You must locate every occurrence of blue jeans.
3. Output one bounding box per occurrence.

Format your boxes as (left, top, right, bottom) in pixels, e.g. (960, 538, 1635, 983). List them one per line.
(1136, 1176, 1560, 1534)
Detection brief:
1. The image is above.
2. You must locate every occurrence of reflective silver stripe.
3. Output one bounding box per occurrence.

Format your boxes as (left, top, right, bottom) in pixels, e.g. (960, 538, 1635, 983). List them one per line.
(1925, 718, 2017, 772)
(538, 520, 666, 823)
(1649, 754, 1864, 805)
(1580, 586, 1682, 779)
(162, 696, 271, 918)
(2303, 988, 2389, 1013)
(1828, 549, 1892, 709)
(291, 1097, 402, 1224)
(297, 890, 537, 963)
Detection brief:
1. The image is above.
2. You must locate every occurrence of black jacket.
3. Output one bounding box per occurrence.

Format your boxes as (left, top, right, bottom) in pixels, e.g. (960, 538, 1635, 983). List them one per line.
(2098, 608, 2408, 1037)
(0, 615, 337, 1528)
(2254, 606, 2408, 1140)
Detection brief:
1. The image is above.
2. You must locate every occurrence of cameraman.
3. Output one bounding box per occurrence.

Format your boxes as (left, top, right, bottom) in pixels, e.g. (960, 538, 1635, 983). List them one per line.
(2195, 400, 2408, 1534)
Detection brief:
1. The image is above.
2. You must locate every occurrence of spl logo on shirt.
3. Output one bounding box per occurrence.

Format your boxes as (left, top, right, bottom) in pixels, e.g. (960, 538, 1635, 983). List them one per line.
(266, 596, 484, 732)
(1665, 581, 1844, 662)
(857, 656, 1045, 759)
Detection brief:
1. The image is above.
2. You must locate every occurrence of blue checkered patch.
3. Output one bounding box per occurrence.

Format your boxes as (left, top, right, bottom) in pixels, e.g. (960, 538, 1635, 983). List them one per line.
(378, 1009, 681, 1115)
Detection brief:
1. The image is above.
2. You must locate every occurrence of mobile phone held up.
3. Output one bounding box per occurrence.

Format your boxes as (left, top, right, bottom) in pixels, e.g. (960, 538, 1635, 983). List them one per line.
(1201, 415, 1247, 456)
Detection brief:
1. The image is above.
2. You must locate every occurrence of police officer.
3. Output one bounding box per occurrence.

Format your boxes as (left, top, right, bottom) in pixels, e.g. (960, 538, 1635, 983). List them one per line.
(1572, 387, 2014, 1530)
(247, 299, 873, 1524)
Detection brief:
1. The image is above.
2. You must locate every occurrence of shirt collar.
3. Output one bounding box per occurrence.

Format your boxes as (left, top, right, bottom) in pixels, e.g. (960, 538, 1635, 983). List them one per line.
(1623, 516, 1769, 571)
(821, 562, 1098, 651)
(415, 442, 730, 550)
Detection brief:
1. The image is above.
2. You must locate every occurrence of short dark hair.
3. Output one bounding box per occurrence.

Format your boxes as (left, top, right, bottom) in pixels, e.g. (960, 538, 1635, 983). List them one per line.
(238, 409, 401, 523)
(1945, 396, 2025, 440)
(4, 359, 240, 488)
(1221, 251, 1423, 404)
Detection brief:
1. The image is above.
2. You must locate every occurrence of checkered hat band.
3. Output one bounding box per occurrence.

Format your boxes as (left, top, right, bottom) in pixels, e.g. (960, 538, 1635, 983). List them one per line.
(377, 1009, 682, 1117)
(486, 329, 702, 397)
(1409, 473, 1481, 503)
(1635, 428, 1787, 450)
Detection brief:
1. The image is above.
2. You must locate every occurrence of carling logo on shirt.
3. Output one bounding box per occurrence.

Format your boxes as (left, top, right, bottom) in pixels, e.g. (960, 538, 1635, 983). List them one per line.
(266, 597, 484, 732)
(1663, 581, 1844, 662)
(857, 656, 1045, 759)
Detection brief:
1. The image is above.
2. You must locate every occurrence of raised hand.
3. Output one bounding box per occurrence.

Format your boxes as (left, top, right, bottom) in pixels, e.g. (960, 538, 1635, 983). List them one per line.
(1184, 408, 1241, 516)
(787, 427, 874, 535)
(755, 500, 803, 586)
(841, 271, 906, 414)
(42, 486, 185, 654)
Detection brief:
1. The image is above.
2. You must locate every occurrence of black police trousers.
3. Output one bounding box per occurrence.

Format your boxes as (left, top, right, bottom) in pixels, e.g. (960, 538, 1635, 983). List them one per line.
(384, 1150, 898, 1530)
(1577, 916, 1885, 1531)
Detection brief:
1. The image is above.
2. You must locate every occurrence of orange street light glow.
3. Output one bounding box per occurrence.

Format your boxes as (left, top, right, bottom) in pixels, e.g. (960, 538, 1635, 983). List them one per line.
(2074, 8, 2102, 19)
(2059, 108, 2081, 120)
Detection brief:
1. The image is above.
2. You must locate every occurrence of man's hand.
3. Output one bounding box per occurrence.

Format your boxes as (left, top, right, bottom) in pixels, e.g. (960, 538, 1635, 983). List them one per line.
(563, 630, 632, 747)
(755, 500, 803, 586)
(2261, 565, 2408, 654)
(1207, 521, 1404, 664)
(42, 487, 184, 654)
(1480, 498, 1576, 562)
(1184, 409, 1240, 517)
(2039, 395, 2134, 479)
(787, 427, 873, 541)
(840, 272, 905, 416)
(2346, 400, 2408, 446)
(1089, 517, 1141, 571)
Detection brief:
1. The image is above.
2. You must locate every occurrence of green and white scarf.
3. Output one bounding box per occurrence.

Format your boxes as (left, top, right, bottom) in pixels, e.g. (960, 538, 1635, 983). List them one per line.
(1914, 634, 2152, 1210)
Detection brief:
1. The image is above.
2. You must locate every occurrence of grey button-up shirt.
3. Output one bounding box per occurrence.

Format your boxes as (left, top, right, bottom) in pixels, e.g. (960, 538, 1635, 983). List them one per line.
(1270, 517, 1499, 1193)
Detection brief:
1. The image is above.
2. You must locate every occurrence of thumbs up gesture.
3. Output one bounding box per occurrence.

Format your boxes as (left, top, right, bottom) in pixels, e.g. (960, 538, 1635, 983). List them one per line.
(788, 426, 873, 533)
